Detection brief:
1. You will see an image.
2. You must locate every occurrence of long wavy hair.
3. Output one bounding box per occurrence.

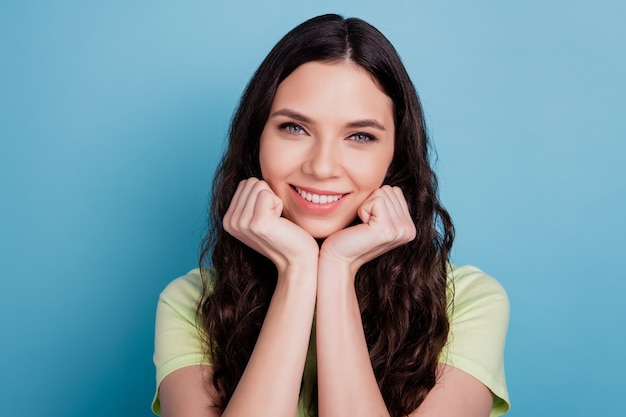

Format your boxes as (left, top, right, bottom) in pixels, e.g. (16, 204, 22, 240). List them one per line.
(198, 14, 454, 417)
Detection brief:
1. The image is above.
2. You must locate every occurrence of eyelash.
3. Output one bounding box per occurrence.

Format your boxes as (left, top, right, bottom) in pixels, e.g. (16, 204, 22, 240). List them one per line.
(349, 133, 377, 143)
(278, 122, 378, 143)
(279, 122, 306, 135)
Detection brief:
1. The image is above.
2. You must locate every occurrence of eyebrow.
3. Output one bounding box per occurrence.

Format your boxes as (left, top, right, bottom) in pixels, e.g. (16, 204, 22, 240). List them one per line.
(269, 108, 387, 132)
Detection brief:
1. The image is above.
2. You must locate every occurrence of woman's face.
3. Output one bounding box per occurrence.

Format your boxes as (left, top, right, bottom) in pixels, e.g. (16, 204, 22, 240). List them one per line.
(259, 60, 395, 238)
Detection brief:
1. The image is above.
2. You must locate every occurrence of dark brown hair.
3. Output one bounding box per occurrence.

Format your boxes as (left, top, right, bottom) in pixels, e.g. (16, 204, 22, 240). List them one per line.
(198, 14, 454, 417)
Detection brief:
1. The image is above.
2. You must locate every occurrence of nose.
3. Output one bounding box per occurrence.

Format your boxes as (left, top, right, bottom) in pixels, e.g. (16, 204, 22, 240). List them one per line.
(302, 138, 342, 179)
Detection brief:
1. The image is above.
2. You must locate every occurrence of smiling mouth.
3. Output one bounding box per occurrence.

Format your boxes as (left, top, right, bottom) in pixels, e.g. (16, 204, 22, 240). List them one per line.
(293, 186, 345, 204)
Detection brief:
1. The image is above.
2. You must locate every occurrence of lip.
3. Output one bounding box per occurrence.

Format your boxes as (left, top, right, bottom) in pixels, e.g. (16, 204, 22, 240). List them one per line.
(289, 185, 348, 214)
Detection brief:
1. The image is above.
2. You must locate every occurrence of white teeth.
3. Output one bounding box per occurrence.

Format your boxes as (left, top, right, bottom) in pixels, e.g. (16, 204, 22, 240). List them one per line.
(295, 187, 343, 204)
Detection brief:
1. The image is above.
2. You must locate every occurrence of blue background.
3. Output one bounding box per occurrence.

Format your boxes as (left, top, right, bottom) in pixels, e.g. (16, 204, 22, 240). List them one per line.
(1, 1, 624, 416)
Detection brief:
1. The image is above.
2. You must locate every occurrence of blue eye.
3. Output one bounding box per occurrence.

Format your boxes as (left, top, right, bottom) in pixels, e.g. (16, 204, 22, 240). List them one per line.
(280, 122, 306, 135)
(350, 133, 376, 143)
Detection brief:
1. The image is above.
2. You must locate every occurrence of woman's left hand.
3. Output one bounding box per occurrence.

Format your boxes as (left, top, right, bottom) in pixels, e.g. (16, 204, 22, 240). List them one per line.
(319, 185, 416, 277)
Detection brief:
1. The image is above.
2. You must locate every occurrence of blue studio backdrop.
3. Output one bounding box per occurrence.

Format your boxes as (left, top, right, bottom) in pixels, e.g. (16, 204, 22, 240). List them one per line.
(1, 1, 624, 416)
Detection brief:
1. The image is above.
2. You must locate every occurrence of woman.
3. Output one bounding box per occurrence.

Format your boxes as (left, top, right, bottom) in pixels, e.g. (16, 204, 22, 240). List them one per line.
(153, 14, 510, 417)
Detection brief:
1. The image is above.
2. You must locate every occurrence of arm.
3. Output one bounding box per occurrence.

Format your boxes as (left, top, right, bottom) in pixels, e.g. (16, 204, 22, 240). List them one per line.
(316, 271, 493, 417)
(316, 186, 494, 417)
(159, 267, 316, 417)
(159, 348, 492, 417)
(159, 178, 319, 417)
(316, 259, 389, 416)
(316, 186, 413, 417)
(160, 365, 217, 417)
(410, 364, 492, 417)
(222, 264, 317, 417)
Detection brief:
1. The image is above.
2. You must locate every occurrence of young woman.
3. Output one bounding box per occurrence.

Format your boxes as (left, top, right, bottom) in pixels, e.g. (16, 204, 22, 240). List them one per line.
(152, 14, 510, 417)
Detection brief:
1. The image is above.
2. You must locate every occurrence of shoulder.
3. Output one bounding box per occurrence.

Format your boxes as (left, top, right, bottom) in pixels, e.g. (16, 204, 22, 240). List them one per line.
(447, 264, 509, 317)
(442, 264, 510, 416)
(155, 268, 215, 349)
(154, 268, 214, 346)
(154, 269, 216, 371)
(444, 263, 510, 355)
(159, 268, 213, 306)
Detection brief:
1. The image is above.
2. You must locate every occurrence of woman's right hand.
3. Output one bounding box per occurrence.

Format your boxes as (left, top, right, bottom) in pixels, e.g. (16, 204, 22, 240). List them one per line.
(223, 178, 319, 274)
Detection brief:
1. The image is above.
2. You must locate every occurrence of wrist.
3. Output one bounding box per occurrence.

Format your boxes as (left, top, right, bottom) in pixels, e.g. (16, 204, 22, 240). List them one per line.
(317, 255, 357, 297)
(272, 243, 319, 274)
(277, 259, 319, 286)
(318, 248, 361, 278)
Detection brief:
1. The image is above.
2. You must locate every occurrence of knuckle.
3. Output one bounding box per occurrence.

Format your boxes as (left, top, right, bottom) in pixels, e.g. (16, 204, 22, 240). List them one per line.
(223, 218, 232, 232)
(252, 179, 269, 192)
(229, 218, 242, 234)
(371, 194, 386, 204)
(238, 178, 252, 189)
(223, 219, 239, 237)
(222, 213, 233, 230)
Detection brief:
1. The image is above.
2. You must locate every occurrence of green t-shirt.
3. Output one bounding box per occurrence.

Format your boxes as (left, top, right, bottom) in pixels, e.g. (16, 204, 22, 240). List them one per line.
(152, 264, 510, 416)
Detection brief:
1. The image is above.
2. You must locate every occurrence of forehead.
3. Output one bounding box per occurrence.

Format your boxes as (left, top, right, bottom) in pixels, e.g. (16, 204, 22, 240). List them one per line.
(271, 61, 393, 126)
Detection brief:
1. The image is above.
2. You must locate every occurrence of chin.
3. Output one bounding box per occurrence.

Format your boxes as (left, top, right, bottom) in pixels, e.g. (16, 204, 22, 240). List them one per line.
(305, 228, 337, 239)
(299, 219, 353, 239)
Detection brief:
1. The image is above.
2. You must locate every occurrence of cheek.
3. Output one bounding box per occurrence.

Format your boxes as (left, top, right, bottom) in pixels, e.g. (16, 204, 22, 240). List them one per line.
(259, 137, 293, 185)
(259, 136, 276, 179)
(352, 155, 393, 187)
(259, 150, 270, 179)
(260, 136, 306, 176)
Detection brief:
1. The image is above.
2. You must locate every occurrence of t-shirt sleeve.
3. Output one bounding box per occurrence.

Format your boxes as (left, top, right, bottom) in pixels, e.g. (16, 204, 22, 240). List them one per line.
(439, 265, 510, 417)
(152, 269, 212, 415)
